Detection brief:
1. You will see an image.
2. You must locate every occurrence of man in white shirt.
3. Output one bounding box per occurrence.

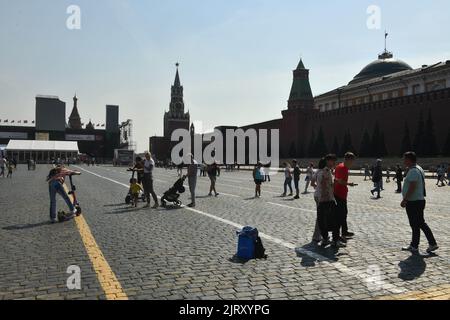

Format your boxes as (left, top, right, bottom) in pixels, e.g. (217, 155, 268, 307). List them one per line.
(143, 152, 159, 208)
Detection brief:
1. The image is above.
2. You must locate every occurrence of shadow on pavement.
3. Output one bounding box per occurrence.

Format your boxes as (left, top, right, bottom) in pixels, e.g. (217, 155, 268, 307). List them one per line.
(3, 221, 52, 230)
(398, 254, 430, 281)
(295, 242, 343, 267)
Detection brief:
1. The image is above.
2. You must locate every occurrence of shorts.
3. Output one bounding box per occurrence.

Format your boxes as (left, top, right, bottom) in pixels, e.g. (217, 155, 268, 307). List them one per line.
(254, 179, 264, 186)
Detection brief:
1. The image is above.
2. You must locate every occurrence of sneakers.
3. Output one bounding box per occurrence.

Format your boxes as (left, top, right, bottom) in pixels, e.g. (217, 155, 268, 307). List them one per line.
(152, 203, 159, 209)
(215, 193, 219, 197)
(338, 236, 347, 243)
(426, 244, 439, 253)
(51, 219, 58, 224)
(188, 203, 196, 208)
(320, 239, 331, 247)
(343, 232, 355, 238)
(332, 240, 347, 248)
(294, 195, 300, 199)
(281, 193, 286, 197)
(402, 245, 419, 253)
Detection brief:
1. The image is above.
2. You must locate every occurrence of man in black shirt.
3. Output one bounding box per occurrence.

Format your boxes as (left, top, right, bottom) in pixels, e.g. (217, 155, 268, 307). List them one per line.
(393, 165, 404, 193)
(293, 160, 301, 199)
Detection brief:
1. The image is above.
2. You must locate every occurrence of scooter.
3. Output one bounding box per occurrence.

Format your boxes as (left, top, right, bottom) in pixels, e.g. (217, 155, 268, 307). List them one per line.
(58, 174, 83, 222)
(125, 169, 146, 205)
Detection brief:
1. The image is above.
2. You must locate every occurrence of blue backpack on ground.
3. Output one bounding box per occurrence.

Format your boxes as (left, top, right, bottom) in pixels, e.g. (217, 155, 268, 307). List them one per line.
(236, 226, 259, 260)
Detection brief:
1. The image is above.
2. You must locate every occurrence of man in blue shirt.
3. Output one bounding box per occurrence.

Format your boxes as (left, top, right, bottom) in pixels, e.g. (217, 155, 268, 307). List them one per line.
(401, 152, 438, 254)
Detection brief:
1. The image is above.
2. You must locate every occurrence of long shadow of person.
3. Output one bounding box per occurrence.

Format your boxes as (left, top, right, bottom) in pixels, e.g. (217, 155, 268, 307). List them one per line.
(295, 242, 340, 267)
(398, 254, 427, 281)
(3, 221, 52, 230)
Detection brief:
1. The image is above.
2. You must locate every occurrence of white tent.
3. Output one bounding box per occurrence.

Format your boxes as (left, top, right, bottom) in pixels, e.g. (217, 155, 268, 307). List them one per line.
(5, 140, 79, 163)
(6, 140, 79, 152)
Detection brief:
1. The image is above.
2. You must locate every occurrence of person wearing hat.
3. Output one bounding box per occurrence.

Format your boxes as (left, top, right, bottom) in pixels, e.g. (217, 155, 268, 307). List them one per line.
(371, 159, 383, 199)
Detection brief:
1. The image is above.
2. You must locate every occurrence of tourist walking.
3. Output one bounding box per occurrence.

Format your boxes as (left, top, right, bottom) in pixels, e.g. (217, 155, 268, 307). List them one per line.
(364, 164, 371, 181)
(334, 152, 357, 243)
(304, 163, 314, 194)
(187, 154, 198, 207)
(401, 152, 438, 254)
(6, 161, 13, 178)
(293, 160, 301, 199)
(0, 157, 6, 178)
(393, 165, 404, 193)
(371, 159, 383, 199)
(436, 166, 446, 187)
(143, 152, 159, 209)
(253, 162, 265, 198)
(311, 159, 325, 243)
(207, 161, 219, 197)
(281, 162, 293, 197)
(316, 154, 344, 248)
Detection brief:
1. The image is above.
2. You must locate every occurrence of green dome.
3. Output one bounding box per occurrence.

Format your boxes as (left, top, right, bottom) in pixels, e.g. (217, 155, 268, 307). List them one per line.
(350, 55, 412, 85)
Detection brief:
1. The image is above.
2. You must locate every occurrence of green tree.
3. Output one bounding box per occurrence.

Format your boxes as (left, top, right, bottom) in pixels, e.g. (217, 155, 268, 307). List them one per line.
(315, 127, 328, 157)
(289, 141, 296, 158)
(340, 131, 355, 157)
(413, 111, 425, 156)
(307, 129, 316, 158)
(400, 122, 412, 157)
(359, 129, 372, 157)
(331, 136, 340, 155)
(442, 129, 450, 156)
(379, 133, 388, 157)
(371, 122, 382, 157)
(423, 109, 438, 157)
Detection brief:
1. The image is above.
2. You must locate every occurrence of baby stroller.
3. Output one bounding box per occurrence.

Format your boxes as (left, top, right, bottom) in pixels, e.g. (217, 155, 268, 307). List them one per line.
(161, 175, 187, 208)
(125, 169, 146, 205)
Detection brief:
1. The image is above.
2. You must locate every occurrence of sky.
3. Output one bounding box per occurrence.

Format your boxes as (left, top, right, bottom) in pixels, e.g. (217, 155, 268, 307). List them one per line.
(1, 0, 450, 152)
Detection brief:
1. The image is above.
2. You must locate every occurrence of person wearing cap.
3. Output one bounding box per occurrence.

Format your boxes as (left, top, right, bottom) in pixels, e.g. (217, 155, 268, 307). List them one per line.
(187, 154, 199, 207)
(371, 159, 383, 199)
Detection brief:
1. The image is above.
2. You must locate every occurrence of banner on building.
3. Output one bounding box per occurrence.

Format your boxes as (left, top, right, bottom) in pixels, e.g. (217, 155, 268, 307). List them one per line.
(66, 134, 96, 141)
(0, 132, 28, 139)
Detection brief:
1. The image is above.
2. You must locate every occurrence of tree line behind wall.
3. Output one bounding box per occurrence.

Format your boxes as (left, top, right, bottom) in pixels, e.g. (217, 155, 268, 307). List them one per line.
(302, 109, 450, 158)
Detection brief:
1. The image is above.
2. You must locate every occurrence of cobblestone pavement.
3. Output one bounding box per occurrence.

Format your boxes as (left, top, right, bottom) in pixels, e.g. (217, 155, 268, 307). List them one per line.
(0, 165, 448, 300)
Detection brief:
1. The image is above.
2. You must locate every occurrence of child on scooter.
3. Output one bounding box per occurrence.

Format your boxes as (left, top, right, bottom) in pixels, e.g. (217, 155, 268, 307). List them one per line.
(129, 178, 143, 207)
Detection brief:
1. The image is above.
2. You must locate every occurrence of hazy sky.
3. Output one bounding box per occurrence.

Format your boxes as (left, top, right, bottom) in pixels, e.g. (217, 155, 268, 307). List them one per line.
(1, 0, 450, 152)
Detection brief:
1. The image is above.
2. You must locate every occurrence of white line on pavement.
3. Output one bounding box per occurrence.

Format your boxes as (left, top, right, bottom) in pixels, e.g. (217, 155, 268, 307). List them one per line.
(75, 165, 405, 295)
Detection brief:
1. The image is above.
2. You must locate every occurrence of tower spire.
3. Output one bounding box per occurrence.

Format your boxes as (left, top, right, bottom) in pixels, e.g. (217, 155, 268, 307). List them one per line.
(68, 94, 82, 129)
(174, 62, 181, 86)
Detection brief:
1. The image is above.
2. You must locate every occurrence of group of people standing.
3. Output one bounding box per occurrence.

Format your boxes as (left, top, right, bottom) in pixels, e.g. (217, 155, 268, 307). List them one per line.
(311, 151, 439, 253)
(129, 153, 221, 209)
(310, 153, 356, 248)
(0, 157, 16, 178)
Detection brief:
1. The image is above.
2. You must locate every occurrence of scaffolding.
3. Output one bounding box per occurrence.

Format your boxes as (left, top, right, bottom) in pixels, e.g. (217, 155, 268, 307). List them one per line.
(119, 119, 136, 152)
